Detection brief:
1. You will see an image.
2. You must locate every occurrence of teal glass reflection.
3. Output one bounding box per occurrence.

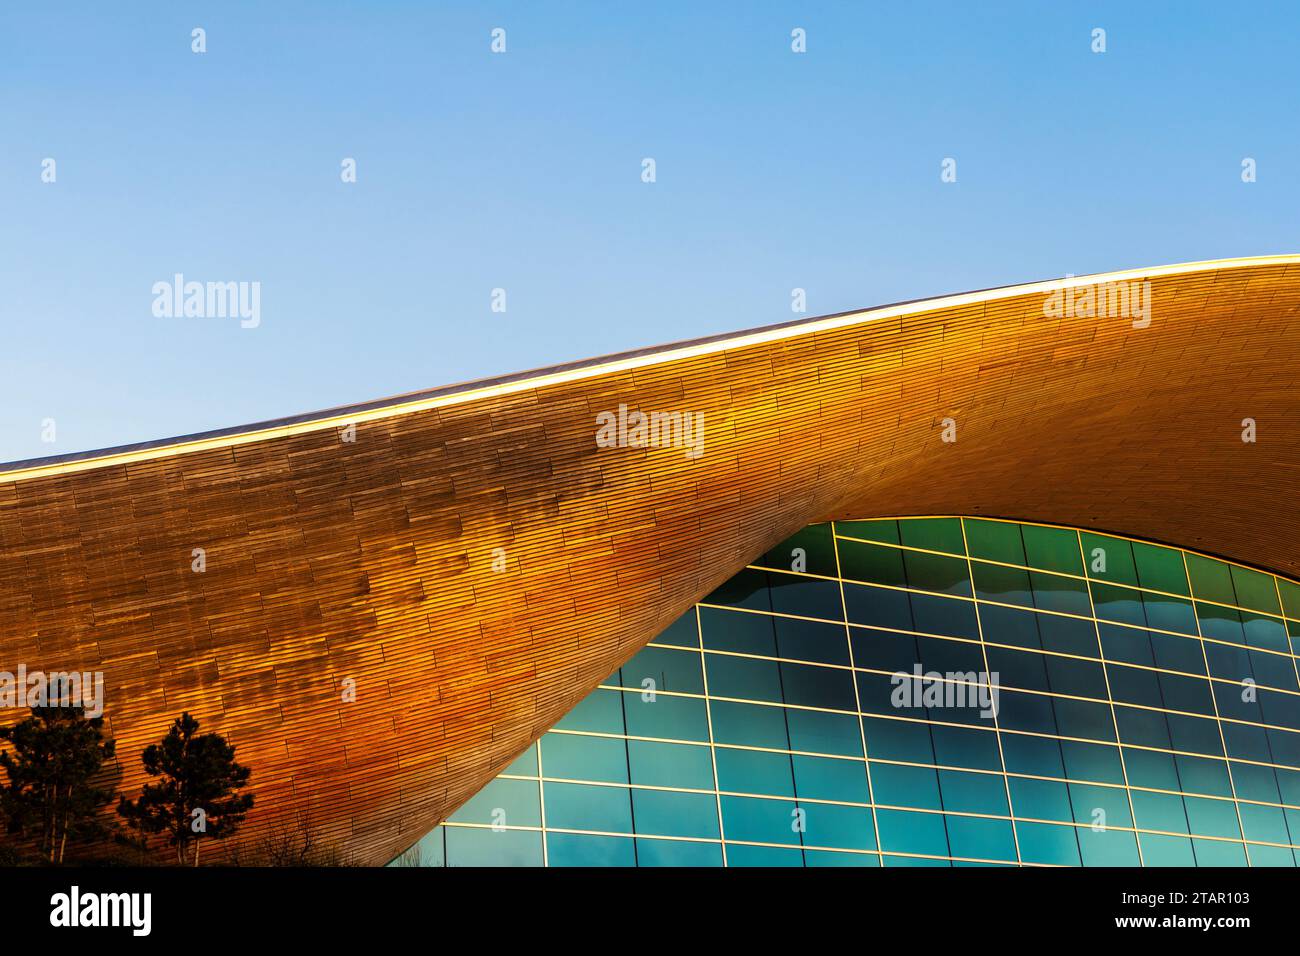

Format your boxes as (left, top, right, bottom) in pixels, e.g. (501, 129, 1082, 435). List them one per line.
(395, 517, 1300, 868)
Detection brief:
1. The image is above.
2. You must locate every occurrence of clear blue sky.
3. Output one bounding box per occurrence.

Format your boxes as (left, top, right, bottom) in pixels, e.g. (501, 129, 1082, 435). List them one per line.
(2, 1, 1296, 463)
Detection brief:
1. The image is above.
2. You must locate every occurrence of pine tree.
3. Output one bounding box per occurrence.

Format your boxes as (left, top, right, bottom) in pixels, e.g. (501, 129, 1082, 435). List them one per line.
(118, 712, 254, 865)
(0, 705, 117, 864)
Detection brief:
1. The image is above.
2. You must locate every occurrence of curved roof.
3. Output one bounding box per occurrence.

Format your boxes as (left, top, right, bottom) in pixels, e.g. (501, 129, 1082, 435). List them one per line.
(2, 255, 1297, 864)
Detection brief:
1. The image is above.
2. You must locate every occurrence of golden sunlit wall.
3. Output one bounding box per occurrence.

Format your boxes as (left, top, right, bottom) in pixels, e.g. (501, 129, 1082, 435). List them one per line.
(401, 517, 1300, 867)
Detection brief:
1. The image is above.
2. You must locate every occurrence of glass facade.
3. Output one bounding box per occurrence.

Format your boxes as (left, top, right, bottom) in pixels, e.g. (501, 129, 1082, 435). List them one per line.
(398, 517, 1300, 867)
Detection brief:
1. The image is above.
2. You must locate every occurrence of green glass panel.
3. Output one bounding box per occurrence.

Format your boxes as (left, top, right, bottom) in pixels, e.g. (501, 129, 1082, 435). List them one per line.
(1132, 541, 1190, 595)
(971, 560, 1032, 607)
(768, 571, 843, 620)
(836, 518, 899, 545)
(1143, 592, 1198, 635)
(898, 517, 966, 556)
(704, 566, 772, 611)
(963, 518, 1026, 565)
(758, 523, 839, 578)
(1030, 570, 1091, 616)
(1090, 581, 1146, 628)
(1277, 578, 1300, 619)
(775, 616, 851, 666)
(903, 548, 972, 596)
(1186, 553, 1236, 605)
(653, 610, 701, 647)
(1021, 524, 1084, 575)
(837, 538, 907, 588)
(1080, 532, 1138, 586)
(1230, 563, 1282, 615)
(699, 606, 776, 655)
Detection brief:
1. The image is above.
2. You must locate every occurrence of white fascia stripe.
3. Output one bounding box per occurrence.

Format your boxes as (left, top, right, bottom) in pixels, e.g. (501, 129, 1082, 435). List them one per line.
(4, 255, 1297, 484)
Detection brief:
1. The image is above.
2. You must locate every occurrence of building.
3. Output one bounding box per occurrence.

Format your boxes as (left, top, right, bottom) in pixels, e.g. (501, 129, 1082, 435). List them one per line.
(408, 516, 1300, 866)
(2, 256, 1299, 866)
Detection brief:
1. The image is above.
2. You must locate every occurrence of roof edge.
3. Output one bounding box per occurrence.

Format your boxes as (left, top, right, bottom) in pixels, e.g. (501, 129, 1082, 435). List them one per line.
(4, 254, 1297, 483)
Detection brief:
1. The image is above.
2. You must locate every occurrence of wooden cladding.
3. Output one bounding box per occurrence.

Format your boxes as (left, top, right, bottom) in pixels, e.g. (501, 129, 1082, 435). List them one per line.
(1, 258, 1298, 865)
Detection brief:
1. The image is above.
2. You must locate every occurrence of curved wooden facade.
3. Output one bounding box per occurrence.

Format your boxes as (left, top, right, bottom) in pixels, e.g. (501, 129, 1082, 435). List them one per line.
(1, 256, 1298, 866)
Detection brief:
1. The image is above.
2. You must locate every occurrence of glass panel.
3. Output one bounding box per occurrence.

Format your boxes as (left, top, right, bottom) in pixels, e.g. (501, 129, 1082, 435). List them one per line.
(1232, 564, 1282, 615)
(654, 611, 701, 648)
(1080, 532, 1138, 586)
(720, 796, 801, 845)
(756, 523, 839, 578)
(445, 827, 543, 867)
(619, 645, 704, 695)
(1133, 541, 1190, 595)
(627, 739, 714, 789)
(447, 778, 541, 828)
(419, 516, 1300, 868)
(1186, 554, 1237, 606)
(963, 518, 1026, 566)
(1021, 524, 1084, 576)
(546, 833, 636, 867)
(1019, 827, 1081, 868)
(544, 782, 633, 833)
(792, 754, 871, 803)
(898, 517, 966, 555)
(630, 789, 721, 840)
(836, 518, 899, 545)
(634, 838, 723, 866)
(715, 747, 794, 797)
(1277, 578, 1300, 619)
(541, 732, 628, 784)
(837, 538, 907, 588)
(903, 549, 972, 597)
